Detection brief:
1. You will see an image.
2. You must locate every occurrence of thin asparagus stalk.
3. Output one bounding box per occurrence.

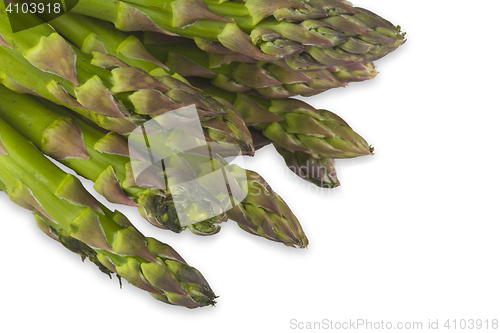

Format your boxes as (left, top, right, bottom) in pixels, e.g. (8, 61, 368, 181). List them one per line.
(0, 117, 216, 308)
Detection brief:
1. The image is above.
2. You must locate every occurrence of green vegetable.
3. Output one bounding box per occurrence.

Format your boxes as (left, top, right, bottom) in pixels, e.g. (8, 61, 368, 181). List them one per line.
(191, 80, 373, 158)
(226, 164, 308, 247)
(44, 12, 371, 188)
(142, 32, 378, 98)
(250, 127, 340, 188)
(0, 116, 216, 308)
(274, 145, 340, 188)
(0, 7, 254, 155)
(70, 0, 405, 69)
(0, 85, 307, 247)
(0, 84, 207, 233)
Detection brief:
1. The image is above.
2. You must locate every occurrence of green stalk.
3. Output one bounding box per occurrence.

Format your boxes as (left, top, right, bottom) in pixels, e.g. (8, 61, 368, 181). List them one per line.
(126, 0, 251, 18)
(47, 13, 371, 159)
(0, 85, 307, 247)
(70, 0, 405, 68)
(0, 39, 137, 134)
(44, 13, 254, 154)
(142, 33, 377, 98)
(0, 117, 216, 308)
(0, 8, 133, 127)
(0, 84, 224, 234)
(73, 0, 231, 40)
(38, 12, 164, 73)
(190, 78, 374, 158)
(187, 78, 372, 188)
(42, 13, 368, 188)
(274, 145, 341, 188)
(0, 8, 253, 154)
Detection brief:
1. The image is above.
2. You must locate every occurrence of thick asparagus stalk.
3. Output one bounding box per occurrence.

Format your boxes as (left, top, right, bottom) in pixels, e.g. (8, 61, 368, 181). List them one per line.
(0, 86, 307, 247)
(70, 0, 405, 69)
(0, 8, 253, 154)
(0, 117, 216, 308)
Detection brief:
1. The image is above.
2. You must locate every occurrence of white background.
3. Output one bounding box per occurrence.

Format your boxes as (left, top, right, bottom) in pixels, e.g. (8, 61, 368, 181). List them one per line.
(1, 1, 500, 332)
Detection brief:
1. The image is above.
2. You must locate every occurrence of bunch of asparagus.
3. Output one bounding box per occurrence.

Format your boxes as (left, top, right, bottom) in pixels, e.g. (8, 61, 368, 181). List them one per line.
(0, 0, 404, 308)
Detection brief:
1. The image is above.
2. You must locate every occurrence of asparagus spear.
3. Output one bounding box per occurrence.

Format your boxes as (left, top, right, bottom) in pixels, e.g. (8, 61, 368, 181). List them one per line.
(274, 145, 340, 188)
(189, 77, 371, 187)
(45, 13, 371, 187)
(0, 117, 216, 308)
(190, 79, 373, 158)
(0, 85, 308, 247)
(34, 213, 117, 278)
(0, 7, 254, 155)
(70, 0, 405, 69)
(48, 12, 370, 99)
(142, 32, 378, 98)
(225, 164, 308, 247)
(45, 13, 370, 157)
(33, 213, 216, 307)
(250, 126, 341, 188)
(191, 80, 372, 187)
(0, 84, 213, 233)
